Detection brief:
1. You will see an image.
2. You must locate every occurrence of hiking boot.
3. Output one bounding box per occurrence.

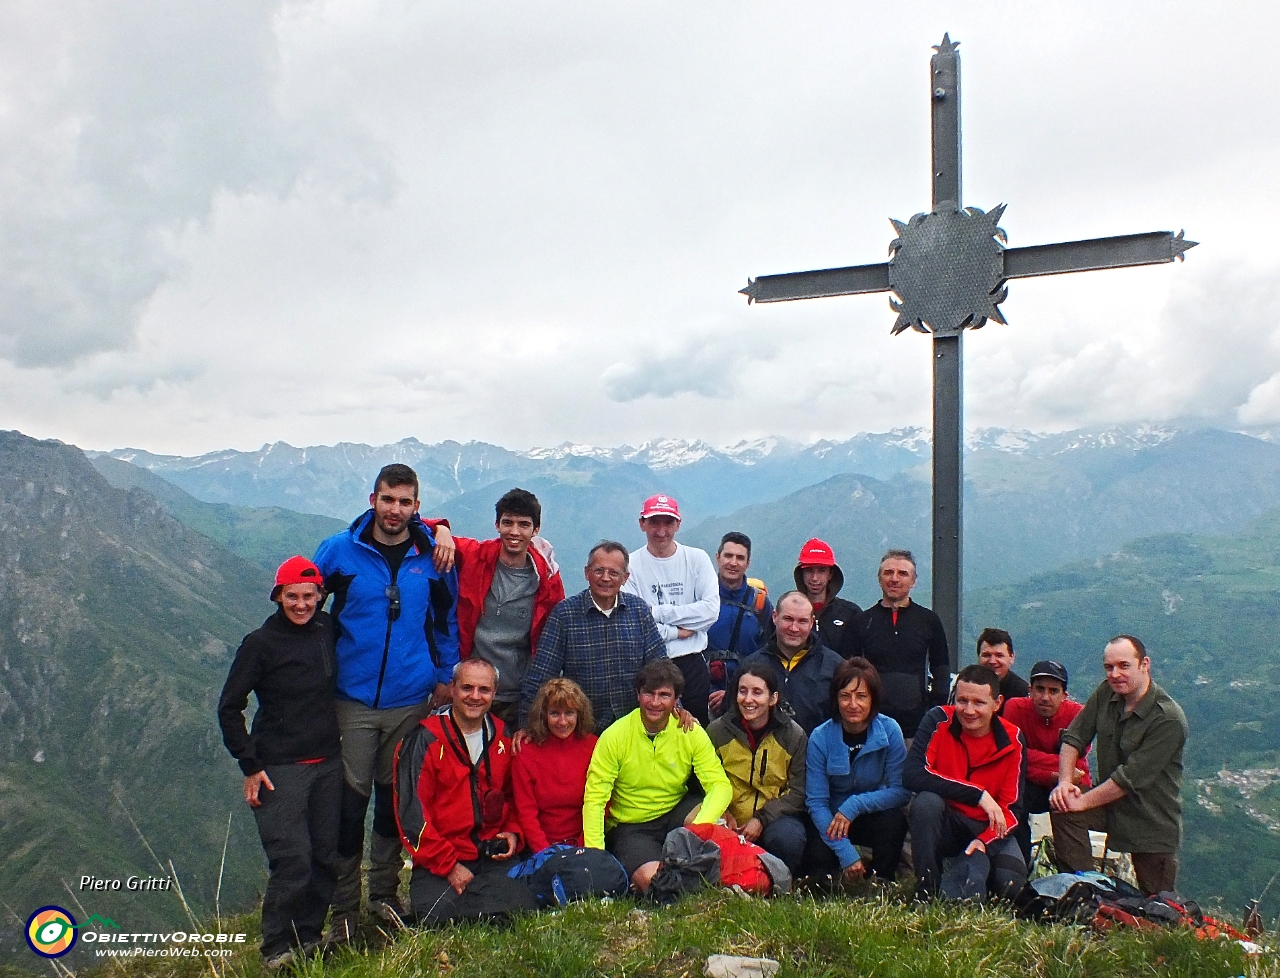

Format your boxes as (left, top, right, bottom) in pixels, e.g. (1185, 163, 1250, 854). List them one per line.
(262, 950, 295, 972)
(368, 897, 408, 929)
(324, 911, 359, 946)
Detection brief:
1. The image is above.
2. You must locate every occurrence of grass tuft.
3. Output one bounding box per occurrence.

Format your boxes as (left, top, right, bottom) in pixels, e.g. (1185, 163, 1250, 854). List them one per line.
(76, 890, 1277, 978)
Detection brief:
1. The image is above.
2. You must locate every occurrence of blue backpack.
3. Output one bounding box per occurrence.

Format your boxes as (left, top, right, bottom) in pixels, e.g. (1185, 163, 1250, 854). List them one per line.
(508, 845, 629, 907)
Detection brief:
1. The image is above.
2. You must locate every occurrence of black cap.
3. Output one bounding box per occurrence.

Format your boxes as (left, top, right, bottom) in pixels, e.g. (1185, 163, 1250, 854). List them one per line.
(1029, 660, 1069, 688)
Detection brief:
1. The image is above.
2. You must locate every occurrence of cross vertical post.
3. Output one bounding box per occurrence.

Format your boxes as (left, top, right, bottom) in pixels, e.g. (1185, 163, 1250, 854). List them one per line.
(738, 33, 1194, 681)
(931, 36, 963, 672)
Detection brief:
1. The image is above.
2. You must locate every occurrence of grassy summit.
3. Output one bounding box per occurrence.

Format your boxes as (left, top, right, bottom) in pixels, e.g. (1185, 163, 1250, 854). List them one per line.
(70, 892, 1270, 978)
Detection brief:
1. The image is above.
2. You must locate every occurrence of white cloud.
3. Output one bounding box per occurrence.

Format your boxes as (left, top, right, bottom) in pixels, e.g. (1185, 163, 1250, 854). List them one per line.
(0, 0, 1277, 452)
(0, 0, 390, 369)
(602, 319, 781, 401)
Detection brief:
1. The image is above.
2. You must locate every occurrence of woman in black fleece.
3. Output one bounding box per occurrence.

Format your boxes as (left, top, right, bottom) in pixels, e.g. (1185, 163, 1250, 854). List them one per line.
(218, 556, 341, 970)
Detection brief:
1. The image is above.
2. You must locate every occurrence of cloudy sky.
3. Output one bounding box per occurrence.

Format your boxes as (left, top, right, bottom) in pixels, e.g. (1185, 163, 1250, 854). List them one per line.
(0, 0, 1277, 455)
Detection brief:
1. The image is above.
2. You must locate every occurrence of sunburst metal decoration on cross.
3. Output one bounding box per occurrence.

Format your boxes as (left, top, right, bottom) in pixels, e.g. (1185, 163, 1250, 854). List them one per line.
(887, 202, 1009, 336)
(737, 33, 1196, 668)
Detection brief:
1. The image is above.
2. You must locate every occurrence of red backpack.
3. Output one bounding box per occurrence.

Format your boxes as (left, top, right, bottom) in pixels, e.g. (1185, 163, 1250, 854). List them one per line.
(686, 824, 773, 894)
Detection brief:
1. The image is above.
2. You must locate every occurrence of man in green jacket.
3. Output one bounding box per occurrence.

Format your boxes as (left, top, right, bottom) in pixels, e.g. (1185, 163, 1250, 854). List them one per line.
(584, 659, 732, 893)
(1050, 634, 1188, 895)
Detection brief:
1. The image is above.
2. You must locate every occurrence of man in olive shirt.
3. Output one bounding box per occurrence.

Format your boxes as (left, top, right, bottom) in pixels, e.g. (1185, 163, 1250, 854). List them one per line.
(1049, 634, 1188, 895)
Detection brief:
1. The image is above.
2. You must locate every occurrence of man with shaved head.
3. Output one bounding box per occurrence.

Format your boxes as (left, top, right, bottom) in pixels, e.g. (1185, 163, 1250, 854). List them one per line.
(738, 591, 844, 735)
(394, 657, 536, 924)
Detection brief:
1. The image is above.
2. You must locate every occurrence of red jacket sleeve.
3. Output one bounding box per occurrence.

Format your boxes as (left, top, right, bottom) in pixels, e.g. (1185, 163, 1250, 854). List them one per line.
(498, 744, 524, 851)
(406, 739, 465, 877)
(977, 725, 1026, 847)
(511, 748, 551, 853)
(547, 573, 566, 606)
(1026, 746, 1063, 787)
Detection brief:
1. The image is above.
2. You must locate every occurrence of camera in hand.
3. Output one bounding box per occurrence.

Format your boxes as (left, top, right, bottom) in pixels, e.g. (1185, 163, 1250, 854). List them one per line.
(476, 837, 510, 860)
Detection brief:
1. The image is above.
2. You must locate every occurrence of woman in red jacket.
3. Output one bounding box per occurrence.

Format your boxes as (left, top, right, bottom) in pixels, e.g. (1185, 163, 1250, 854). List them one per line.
(512, 678, 598, 852)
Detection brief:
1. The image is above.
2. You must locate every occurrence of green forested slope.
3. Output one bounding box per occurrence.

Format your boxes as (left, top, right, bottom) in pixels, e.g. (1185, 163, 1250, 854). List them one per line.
(89, 453, 345, 569)
(0, 432, 274, 964)
(6, 430, 1280, 968)
(966, 509, 1280, 917)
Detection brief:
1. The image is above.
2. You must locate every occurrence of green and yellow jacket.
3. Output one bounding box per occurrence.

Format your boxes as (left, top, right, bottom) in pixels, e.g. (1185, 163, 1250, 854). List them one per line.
(707, 710, 808, 829)
(583, 709, 731, 849)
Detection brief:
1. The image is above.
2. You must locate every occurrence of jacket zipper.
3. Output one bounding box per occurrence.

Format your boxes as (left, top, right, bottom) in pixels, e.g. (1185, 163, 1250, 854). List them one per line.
(371, 553, 402, 709)
(756, 749, 769, 816)
(748, 740, 760, 815)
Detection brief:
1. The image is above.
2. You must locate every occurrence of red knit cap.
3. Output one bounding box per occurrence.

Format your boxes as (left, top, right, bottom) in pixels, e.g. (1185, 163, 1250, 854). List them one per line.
(271, 555, 324, 599)
(797, 538, 836, 567)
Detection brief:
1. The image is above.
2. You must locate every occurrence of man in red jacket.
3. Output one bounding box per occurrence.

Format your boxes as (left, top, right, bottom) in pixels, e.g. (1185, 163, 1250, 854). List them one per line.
(904, 664, 1027, 903)
(427, 488, 565, 729)
(393, 657, 536, 924)
(1001, 660, 1091, 863)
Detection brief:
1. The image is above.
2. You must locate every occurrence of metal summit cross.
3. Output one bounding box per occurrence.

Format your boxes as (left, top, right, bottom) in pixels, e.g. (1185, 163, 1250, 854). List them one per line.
(740, 35, 1195, 669)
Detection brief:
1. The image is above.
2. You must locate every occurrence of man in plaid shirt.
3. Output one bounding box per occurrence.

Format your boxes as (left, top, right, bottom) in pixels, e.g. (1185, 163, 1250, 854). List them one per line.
(519, 540, 667, 733)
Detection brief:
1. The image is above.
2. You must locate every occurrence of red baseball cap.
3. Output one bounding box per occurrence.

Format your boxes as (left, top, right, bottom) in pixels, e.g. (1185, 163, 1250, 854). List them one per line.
(797, 538, 836, 567)
(639, 494, 681, 520)
(271, 555, 324, 600)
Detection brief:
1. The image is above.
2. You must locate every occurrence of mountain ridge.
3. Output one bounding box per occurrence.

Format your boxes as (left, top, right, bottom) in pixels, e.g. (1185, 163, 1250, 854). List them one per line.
(5, 424, 1280, 961)
(0, 431, 270, 965)
(99, 422, 1252, 524)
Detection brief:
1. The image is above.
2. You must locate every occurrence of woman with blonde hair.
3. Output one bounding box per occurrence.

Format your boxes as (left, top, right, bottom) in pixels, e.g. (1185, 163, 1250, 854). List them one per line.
(512, 677, 598, 852)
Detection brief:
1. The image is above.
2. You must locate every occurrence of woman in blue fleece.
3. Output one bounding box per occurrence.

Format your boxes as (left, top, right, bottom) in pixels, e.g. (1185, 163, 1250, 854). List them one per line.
(805, 657, 911, 882)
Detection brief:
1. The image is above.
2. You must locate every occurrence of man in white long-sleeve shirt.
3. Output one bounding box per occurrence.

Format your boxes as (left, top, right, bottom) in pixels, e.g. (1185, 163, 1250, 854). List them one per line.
(623, 494, 720, 724)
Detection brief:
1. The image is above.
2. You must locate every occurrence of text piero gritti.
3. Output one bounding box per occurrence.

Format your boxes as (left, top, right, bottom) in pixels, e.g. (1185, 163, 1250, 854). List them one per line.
(79, 875, 173, 892)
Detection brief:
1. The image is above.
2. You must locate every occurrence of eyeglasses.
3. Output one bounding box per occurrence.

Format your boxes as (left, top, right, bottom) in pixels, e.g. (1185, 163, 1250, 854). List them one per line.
(586, 568, 626, 580)
(385, 584, 401, 622)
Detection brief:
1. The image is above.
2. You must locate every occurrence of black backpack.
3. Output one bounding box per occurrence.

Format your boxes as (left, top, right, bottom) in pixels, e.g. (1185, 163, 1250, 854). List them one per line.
(524, 848, 629, 908)
(708, 583, 772, 693)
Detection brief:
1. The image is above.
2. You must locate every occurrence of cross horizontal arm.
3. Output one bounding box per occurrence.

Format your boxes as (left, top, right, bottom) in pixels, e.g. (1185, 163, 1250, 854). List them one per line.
(740, 262, 890, 304)
(1003, 230, 1196, 279)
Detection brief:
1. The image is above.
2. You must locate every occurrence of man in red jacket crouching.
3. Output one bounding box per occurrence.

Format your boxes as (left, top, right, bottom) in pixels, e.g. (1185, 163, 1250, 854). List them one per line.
(1001, 660, 1091, 863)
(394, 658, 537, 924)
(904, 664, 1027, 903)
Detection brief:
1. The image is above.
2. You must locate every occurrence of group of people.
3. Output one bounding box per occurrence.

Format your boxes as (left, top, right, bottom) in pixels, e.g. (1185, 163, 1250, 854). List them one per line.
(218, 464, 1190, 968)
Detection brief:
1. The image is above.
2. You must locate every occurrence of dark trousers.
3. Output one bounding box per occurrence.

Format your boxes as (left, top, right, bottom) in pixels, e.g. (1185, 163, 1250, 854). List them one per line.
(605, 792, 703, 877)
(253, 759, 342, 956)
(673, 653, 711, 726)
(410, 859, 538, 925)
(1050, 806, 1179, 895)
(804, 808, 909, 881)
(1015, 782, 1052, 864)
(333, 698, 431, 914)
(910, 791, 1025, 902)
(757, 815, 807, 878)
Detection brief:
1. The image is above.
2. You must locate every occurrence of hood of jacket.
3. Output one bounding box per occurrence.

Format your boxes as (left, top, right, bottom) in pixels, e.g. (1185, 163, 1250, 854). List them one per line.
(793, 560, 846, 603)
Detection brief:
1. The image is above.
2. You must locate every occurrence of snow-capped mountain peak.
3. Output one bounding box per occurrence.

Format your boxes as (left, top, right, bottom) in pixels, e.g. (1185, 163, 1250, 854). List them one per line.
(521, 441, 621, 462)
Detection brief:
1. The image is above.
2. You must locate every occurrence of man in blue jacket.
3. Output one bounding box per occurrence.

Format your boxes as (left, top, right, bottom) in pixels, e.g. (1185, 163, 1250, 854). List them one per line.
(706, 531, 773, 716)
(313, 463, 459, 938)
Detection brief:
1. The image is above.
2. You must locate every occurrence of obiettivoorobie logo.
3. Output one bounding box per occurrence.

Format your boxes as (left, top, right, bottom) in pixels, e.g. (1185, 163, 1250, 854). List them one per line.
(25, 906, 79, 959)
(25, 907, 121, 959)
